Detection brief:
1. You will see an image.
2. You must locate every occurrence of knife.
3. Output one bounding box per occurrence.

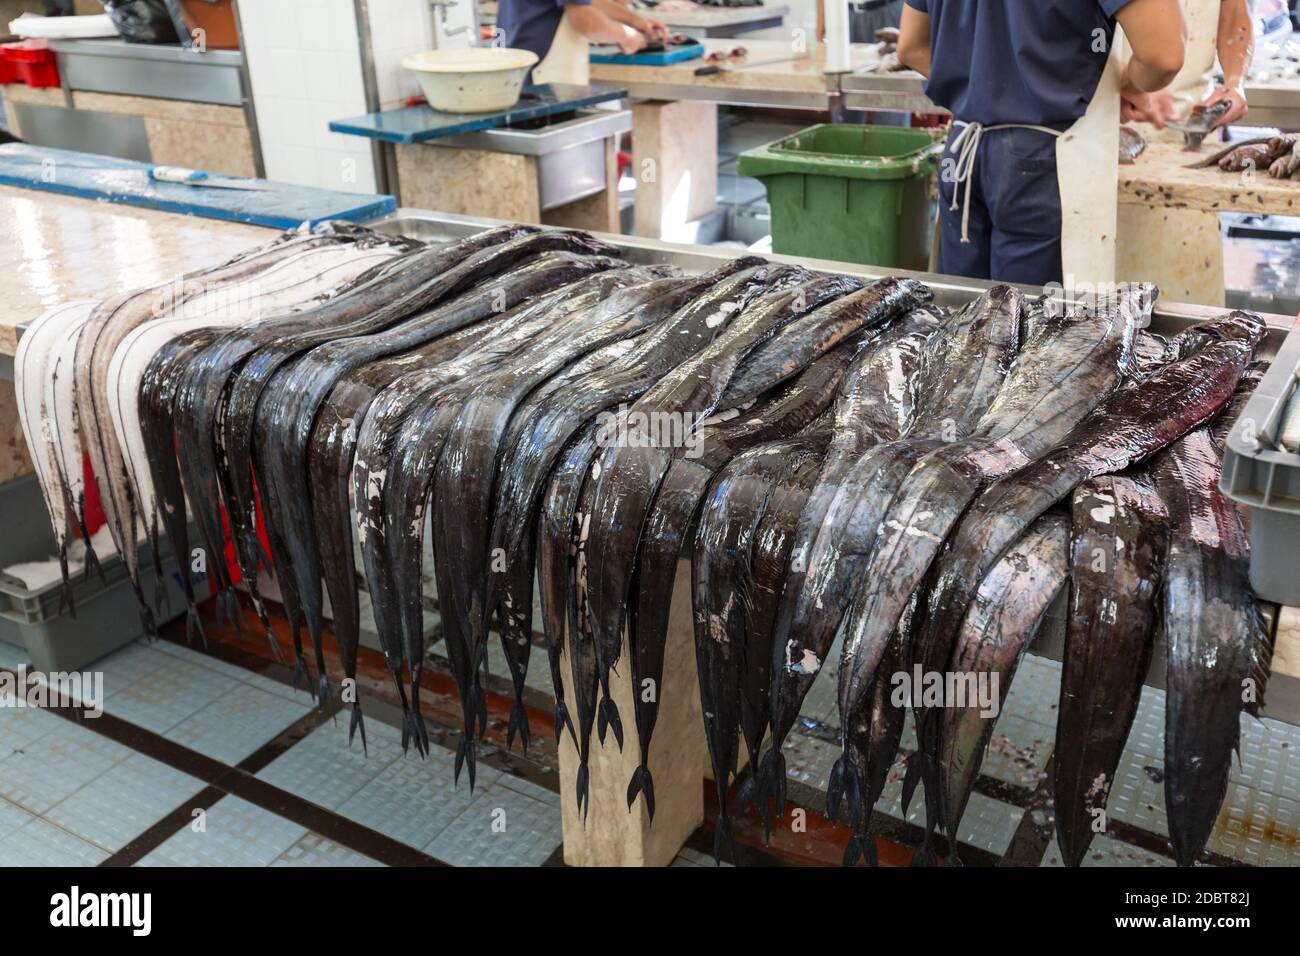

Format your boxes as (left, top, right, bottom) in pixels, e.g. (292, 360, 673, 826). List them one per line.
(694, 54, 809, 77)
(149, 165, 277, 191)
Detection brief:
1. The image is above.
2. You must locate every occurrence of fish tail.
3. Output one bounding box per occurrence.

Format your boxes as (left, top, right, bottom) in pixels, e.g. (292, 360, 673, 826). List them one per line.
(348, 702, 368, 755)
(403, 707, 428, 759)
(711, 813, 735, 866)
(759, 748, 787, 820)
(316, 674, 332, 713)
(842, 838, 861, 867)
(826, 757, 846, 823)
(626, 764, 655, 820)
(154, 573, 172, 623)
(506, 701, 531, 754)
(909, 840, 937, 867)
(597, 695, 624, 750)
(57, 545, 76, 620)
(454, 733, 477, 791)
(83, 538, 105, 587)
(262, 624, 283, 664)
(899, 749, 923, 818)
(291, 653, 314, 699)
(185, 604, 208, 649)
(138, 600, 158, 642)
(575, 760, 591, 820)
(553, 699, 577, 748)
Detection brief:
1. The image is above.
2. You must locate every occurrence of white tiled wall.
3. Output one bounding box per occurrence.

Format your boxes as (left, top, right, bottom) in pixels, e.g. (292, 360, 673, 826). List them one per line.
(367, 0, 436, 111)
(240, 0, 379, 193)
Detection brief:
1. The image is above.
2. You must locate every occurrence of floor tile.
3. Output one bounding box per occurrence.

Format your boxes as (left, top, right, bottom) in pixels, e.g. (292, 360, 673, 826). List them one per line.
(103, 652, 240, 734)
(335, 743, 499, 850)
(164, 682, 311, 765)
(424, 778, 562, 866)
(271, 832, 383, 867)
(0, 719, 133, 814)
(136, 796, 306, 867)
(0, 642, 31, 671)
(0, 701, 65, 757)
(43, 753, 205, 853)
(0, 797, 37, 841)
(256, 713, 404, 811)
(0, 816, 110, 867)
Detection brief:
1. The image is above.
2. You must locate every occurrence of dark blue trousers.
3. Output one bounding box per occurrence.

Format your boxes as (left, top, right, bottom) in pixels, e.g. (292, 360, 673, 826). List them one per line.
(936, 126, 1063, 286)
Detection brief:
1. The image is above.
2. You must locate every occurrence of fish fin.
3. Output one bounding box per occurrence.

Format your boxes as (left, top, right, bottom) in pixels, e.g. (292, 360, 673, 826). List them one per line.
(348, 702, 368, 756)
(899, 750, 923, 818)
(554, 699, 577, 749)
(575, 761, 590, 819)
(598, 696, 624, 750)
(506, 702, 531, 753)
(626, 765, 655, 821)
(711, 814, 735, 866)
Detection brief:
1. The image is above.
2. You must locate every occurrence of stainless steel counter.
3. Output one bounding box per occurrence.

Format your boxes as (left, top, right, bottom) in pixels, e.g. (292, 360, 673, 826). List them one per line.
(47, 38, 247, 107)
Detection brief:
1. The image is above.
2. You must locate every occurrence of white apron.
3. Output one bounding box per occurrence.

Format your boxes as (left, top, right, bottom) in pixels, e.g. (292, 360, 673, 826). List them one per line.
(1057, 39, 1124, 288)
(1115, 0, 1225, 306)
(532, 10, 590, 86)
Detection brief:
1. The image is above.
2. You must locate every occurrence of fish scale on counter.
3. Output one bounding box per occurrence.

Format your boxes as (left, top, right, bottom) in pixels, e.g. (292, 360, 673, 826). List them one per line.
(13, 220, 1278, 869)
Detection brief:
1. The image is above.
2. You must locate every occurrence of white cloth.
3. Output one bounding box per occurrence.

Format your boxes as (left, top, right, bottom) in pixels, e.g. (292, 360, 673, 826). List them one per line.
(947, 120, 1063, 245)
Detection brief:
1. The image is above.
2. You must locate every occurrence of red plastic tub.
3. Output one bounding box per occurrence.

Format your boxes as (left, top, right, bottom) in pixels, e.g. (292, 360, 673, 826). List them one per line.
(0, 41, 60, 88)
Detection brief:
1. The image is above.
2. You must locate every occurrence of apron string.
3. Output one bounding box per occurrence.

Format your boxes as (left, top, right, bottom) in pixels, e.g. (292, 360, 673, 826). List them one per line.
(948, 121, 1064, 244)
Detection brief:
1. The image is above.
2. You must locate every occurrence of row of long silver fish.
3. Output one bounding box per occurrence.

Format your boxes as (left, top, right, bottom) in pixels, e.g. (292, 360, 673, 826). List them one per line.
(15, 223, 1274, 867)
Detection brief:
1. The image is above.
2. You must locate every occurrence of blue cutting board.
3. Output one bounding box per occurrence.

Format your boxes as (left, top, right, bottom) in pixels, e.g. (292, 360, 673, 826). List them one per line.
(0, 144, 395, 230)
(589, 43, 704, 66)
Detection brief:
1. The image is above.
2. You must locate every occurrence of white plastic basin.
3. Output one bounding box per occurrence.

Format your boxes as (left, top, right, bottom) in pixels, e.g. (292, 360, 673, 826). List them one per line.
(401, 47, 539, 114)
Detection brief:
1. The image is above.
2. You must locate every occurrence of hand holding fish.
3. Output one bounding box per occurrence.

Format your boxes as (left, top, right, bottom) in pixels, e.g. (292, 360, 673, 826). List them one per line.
(1120, 89, 1178, 129)
(1202, 85, 1248, 128)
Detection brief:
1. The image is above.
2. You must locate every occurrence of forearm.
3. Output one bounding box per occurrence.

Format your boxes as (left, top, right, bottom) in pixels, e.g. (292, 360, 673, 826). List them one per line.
(567, 4, 634, 44)
(897, 5, 931, 77)
(1216, 0, 1254, 92)
(1116, 0, 1187, 94)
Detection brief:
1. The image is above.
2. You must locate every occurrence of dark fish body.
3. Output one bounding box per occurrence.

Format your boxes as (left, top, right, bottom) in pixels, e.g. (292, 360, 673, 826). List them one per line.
(255, 253, 623, 701)
(938, 514, 1070, 860)
(1152, 426, 1273, 867)
(586, 275, 921, 749)
(763, 287, 1024, 812)
(840, 290, 1145, 739)
(911, 312, 1266, 717)
(1055, 473, 1166, 867)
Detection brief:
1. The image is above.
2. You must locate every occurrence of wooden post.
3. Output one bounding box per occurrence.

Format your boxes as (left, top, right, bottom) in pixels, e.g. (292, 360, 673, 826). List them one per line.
(632, 100, 718, 241)
(557, 560, 706, 866)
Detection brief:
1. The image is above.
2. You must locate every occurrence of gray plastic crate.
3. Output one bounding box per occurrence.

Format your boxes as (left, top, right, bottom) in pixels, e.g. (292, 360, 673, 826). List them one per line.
(0, 474, 207, 673)
(1222, 329, 1300, 606)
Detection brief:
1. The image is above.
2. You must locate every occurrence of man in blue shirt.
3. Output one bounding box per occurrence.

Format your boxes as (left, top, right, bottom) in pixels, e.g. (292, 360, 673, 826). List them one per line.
(898, 0, 1188, 285)
(499, 0, 668, 66)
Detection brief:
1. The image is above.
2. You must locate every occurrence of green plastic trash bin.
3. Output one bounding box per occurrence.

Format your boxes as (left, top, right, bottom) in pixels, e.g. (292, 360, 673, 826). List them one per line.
(737, 124, 943, 270)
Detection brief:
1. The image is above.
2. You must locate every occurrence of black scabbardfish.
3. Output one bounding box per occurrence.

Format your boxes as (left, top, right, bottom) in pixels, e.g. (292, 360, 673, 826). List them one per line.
(1055, 473, 1166, 867)
(585, 275, 922, 751)
(764, 288, 1021, 820)
(1152, 423, 1273, 867)
(172, 226, 532, 646)
(693, 434, 829, 860)
(937, 513, 1070, 863)
(627, 349, 855, 821)
(254, 252, 624, 704)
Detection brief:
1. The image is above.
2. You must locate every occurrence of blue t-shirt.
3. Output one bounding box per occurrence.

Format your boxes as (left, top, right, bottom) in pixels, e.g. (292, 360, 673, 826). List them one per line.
(498, 0, 593, 62)
(905, 0, 1134, 129)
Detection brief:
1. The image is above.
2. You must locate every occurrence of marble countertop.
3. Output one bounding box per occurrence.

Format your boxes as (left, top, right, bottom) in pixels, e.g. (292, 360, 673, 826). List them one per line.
(0, 184, 273, 356)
